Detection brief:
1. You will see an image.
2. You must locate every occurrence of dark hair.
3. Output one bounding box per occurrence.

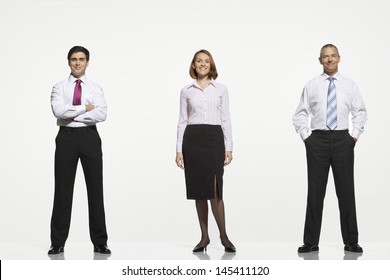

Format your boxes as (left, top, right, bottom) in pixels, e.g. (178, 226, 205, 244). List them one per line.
(189, 49, 218, 80)
(320, 44, 339, 58)
(67, 46, 90, 61)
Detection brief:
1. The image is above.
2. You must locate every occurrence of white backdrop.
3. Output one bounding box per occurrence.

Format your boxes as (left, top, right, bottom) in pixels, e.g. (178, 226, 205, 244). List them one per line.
(1, 0, 389, 256)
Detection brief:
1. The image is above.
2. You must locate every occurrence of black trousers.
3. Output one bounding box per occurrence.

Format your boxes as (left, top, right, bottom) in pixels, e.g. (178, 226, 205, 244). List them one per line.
(303, 130, 358, 246)
(50, 125, 108, 246)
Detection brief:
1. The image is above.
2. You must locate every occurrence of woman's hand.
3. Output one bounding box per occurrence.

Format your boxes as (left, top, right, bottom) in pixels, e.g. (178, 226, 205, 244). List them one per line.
(175, 152, 185, 169)
(224, 151, 233, 166)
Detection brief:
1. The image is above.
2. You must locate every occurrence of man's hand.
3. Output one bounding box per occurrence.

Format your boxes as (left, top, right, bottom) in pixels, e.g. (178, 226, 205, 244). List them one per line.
(85, 104, 95, 112)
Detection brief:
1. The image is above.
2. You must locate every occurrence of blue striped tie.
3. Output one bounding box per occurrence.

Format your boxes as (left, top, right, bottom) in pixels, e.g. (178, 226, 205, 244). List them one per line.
(326, 77, 337, 130)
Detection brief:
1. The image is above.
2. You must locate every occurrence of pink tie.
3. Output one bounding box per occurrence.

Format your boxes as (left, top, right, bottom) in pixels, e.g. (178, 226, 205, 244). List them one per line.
(72, 79, 82, 105)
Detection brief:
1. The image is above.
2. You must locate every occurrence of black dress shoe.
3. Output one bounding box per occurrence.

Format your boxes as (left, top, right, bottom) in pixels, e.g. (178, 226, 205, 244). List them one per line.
(48, 245, 64, 255)
(94, 244, 111, 254)
(297, 244, 319, 253)
(344, 243, 363, 253)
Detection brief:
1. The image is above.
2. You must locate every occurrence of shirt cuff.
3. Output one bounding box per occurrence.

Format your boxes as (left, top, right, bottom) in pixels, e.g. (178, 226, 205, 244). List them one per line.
(351, 129, 362, 139)
(74, 105, 87, 115)
(300, 130, 310, 141)
(224, 143, 233, 152)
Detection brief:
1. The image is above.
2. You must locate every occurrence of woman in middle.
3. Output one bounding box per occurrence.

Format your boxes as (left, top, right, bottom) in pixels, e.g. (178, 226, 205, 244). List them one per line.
(175, 49, 236, 253)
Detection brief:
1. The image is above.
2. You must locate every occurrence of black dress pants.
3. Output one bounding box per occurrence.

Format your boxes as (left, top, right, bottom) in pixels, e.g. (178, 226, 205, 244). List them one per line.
(50, 125, 108, 246)
(303, 130, 358, 246)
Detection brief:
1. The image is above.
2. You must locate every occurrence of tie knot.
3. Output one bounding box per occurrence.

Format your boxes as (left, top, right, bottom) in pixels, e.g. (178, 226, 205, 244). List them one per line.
(328, 77, 335, 82)
(76, 79, 81, 85)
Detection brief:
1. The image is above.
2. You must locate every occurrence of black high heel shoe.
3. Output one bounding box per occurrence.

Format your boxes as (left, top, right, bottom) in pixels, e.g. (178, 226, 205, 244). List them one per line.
(193, 245, 208, 253)
(221, 238, 236, 253)
(224, 245, 236, 253)
(193, 240, 210, 253)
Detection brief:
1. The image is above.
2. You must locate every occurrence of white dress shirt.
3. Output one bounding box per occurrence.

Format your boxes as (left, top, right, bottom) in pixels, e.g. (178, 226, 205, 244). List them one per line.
(51, 75, 107, 127)
(293, 72, 367, 140)
(176, 80, 233, 153)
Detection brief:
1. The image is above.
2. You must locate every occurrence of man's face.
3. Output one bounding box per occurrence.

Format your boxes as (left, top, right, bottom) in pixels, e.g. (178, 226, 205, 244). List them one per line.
(68, 52, 89, 78)
(319, 47, 340, 76)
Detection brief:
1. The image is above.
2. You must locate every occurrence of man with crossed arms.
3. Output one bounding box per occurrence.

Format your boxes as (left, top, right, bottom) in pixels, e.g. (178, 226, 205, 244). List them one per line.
(48, 46, 111, 255)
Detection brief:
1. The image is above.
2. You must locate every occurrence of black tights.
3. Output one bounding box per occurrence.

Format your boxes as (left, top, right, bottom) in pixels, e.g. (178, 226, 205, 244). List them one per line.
(194, 177, 234, 248)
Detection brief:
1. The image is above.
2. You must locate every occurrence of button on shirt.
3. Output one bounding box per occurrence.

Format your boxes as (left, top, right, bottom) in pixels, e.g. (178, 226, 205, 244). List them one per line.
(51, 75, 107, 127)
(176, 80, 233, 152)
(293, 72, 367, 141)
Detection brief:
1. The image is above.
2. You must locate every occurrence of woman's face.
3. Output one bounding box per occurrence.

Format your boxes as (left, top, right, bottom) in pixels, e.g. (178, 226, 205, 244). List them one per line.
(193, 52, 211, 79)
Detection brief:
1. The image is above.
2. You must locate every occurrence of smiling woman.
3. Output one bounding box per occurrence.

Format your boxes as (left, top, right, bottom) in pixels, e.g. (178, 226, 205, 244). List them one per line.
(189, 49, 218, 84)
(175, 49, 235, 253)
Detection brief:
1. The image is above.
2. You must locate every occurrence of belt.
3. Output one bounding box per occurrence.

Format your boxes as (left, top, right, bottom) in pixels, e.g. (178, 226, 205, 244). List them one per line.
(312, 129, 348, 135)
(59, 125, 97, 132)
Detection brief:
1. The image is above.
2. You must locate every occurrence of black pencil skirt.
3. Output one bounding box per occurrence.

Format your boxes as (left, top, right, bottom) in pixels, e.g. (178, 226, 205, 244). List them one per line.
(182, 124, 225, 200)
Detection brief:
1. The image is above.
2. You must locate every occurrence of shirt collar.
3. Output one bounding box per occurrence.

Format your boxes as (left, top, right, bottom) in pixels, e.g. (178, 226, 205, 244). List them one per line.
(321, 72, 340, 81)
(188, 79, 218, 89)
(69, 74, 87, 84)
